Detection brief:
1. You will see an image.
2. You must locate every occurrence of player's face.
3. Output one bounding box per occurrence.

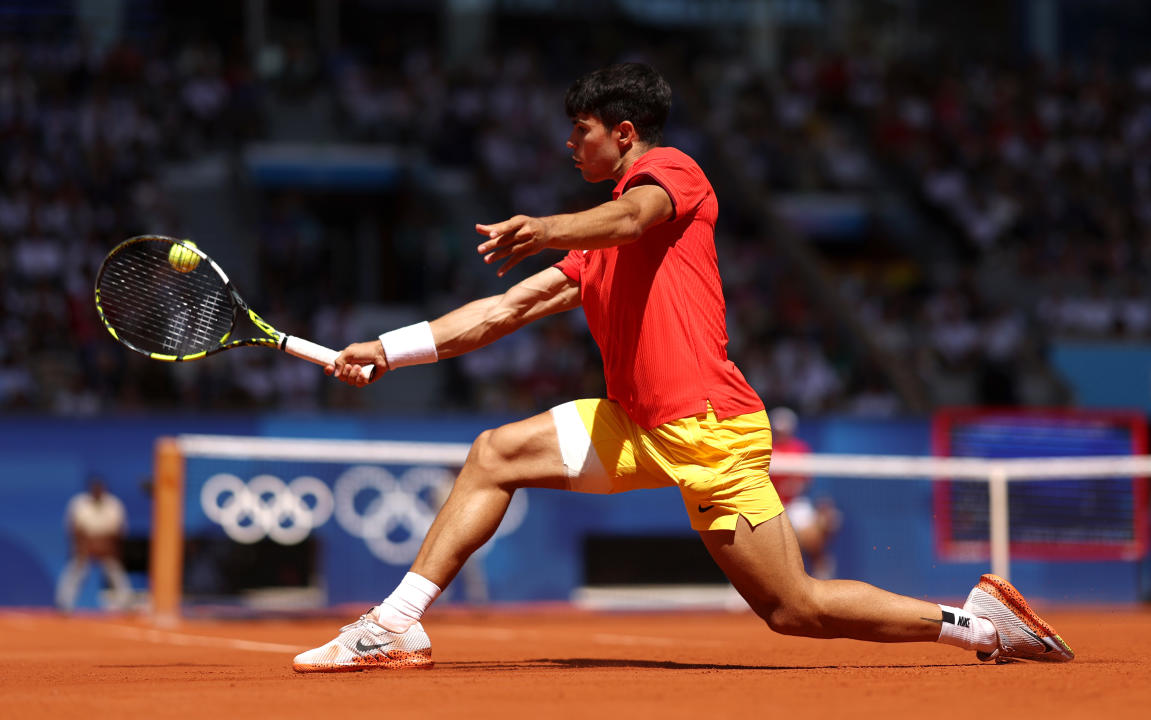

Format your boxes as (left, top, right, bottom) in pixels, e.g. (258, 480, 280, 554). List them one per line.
(567, 114, 621, 183)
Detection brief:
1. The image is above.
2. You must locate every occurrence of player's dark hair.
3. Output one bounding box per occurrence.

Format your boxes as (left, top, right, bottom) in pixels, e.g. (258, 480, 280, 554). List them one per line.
(564, 63, 672, 146)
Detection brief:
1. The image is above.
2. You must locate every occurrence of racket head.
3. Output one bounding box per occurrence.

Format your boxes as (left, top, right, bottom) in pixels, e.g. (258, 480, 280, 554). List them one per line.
(94, 235, 279, 362)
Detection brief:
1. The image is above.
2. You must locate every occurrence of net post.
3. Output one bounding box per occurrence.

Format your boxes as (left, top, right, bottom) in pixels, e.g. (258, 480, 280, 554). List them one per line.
(151, 437, 185, 626)
(988, 466, 1011, 581)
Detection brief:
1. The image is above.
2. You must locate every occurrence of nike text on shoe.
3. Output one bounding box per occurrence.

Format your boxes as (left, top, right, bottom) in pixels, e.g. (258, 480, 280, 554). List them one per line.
(292, 612, 433, 672)
(962, 573, 1074, 663)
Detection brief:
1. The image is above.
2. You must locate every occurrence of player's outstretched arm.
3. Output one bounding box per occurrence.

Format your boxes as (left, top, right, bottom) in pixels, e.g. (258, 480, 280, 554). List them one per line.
(328, 267, 580, 386)
(476, 182, 673, 276)
(432, 266, 580, 359)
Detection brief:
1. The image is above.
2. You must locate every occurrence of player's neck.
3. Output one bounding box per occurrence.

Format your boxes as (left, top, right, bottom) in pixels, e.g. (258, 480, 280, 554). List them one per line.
(614, 142, 658, 181)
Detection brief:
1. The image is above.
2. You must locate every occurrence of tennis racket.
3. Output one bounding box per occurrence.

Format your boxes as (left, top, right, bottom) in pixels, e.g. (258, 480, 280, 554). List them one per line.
(94, 235, 372, 380)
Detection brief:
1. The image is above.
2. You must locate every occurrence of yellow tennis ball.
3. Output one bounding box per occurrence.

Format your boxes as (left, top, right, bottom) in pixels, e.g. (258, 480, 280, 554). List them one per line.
(168, 240, 200, 273)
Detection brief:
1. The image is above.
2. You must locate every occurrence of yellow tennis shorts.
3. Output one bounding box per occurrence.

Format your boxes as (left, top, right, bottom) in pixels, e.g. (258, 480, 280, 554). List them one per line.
(549, 398, 784, 531)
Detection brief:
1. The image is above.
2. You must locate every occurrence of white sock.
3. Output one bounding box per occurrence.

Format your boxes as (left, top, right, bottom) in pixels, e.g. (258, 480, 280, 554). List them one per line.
(935, 604, 998, 652)
(373, 572, 442, 633)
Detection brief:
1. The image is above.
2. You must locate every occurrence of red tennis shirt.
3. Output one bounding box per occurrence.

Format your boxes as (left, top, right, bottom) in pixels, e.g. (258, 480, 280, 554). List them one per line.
(555, 147, 763, 429)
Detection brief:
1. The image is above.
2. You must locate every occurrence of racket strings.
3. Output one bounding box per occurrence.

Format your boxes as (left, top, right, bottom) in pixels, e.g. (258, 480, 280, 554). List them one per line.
(102, 263, 231, 355)
(97, 240, 234, 356)
(101, 262, 228, 355)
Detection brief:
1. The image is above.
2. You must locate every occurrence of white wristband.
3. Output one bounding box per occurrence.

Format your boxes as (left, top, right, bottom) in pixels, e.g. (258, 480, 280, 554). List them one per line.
(379, 321, 439, 369)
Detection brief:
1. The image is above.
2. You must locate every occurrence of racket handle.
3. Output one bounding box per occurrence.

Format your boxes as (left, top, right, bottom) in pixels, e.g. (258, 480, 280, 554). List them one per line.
(281, 335, 375, 381)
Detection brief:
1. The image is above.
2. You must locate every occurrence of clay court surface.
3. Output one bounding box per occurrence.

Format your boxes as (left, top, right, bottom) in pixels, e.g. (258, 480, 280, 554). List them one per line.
(2, 605, 1149, 719)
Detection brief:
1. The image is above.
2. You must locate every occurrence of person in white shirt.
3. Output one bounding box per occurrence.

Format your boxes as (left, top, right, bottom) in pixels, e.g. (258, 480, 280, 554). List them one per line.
(55, 477, 133, 612)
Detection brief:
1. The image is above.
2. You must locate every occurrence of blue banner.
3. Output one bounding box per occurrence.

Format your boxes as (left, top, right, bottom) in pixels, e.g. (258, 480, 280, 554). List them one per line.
(1, 413, 1144, 608)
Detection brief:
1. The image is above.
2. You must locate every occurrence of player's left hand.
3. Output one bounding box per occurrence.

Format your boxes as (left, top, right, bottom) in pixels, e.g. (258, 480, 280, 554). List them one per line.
(476, 215, 552, 276)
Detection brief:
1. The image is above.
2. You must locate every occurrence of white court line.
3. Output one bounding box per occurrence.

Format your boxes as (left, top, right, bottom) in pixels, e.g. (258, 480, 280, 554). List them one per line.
(97, 623, 303, 654)
(104, 623, 718, 652)
(2, 613, 723, 653)
(0, 611, 41, 624)
(0, 612, 302, 654)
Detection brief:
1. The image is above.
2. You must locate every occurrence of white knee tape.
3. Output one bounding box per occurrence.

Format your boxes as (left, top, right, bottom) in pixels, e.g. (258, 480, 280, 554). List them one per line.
(550, 401, 610, 491)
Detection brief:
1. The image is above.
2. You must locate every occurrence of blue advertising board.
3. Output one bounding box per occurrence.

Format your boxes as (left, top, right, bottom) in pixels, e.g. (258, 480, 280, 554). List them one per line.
(1050, 342, 1151, 411)
(1, 412, 1145, 608)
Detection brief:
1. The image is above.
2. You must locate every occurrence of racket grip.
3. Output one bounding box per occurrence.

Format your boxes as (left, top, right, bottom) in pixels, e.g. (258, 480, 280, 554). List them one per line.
(282, 335, 375, 381)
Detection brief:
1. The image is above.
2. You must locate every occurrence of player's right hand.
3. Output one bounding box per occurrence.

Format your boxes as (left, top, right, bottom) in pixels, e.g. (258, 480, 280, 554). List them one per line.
(328, 340, 389, 387)
(476, 215, 552, 277)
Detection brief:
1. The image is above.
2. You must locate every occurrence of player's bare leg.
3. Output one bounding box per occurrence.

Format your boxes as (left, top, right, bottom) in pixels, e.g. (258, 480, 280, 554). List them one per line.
(294, 411, 568, 672)
(701, 511, 1073, 661)
(410, 411, 569, 588)
(701, 511, 942, 642)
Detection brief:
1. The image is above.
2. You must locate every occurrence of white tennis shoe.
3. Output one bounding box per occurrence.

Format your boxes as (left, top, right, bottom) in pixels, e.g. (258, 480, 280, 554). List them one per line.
(962, 574, 1074, 663)
(293, 609, 433, 672)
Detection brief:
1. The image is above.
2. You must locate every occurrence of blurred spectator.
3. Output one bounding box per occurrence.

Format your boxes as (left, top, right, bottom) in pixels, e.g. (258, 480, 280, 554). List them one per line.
(6, 8, 1149, 417)
(56, 476, 132, 613)
(770, 407, 841, 579)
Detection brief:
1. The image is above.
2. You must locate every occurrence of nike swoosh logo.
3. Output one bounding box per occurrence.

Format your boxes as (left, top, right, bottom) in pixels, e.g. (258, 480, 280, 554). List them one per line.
(1018, 625, 1052, 653)
(355, 638, 393, 653)
(697, 504, 714, 513)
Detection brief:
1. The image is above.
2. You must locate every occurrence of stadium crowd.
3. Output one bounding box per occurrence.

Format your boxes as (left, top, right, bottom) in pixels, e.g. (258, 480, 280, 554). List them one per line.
(685, 43, 1151, 410)
(0, 33, 263, 412)
(2, 13, 1144, 416)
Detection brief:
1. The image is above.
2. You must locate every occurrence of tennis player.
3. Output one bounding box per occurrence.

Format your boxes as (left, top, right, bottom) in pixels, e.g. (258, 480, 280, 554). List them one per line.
(294, 63, 1073, 672)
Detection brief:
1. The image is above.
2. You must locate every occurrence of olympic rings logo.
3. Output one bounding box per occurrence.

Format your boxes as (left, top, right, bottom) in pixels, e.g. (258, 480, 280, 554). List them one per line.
(333, 465, 449, 564)
(199, 465, 528, 564)
(200, 474, 333, 546)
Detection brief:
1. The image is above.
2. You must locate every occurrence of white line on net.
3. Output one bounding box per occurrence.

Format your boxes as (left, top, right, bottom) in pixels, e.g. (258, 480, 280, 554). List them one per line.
(176, 435, 1151, 480)
(177, 434, 472, 465)
(768, 453, 1151, 480)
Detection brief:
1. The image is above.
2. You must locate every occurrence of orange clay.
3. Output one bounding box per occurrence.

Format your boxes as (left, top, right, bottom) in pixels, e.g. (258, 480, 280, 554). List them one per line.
(1, 607, 1146, 718)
